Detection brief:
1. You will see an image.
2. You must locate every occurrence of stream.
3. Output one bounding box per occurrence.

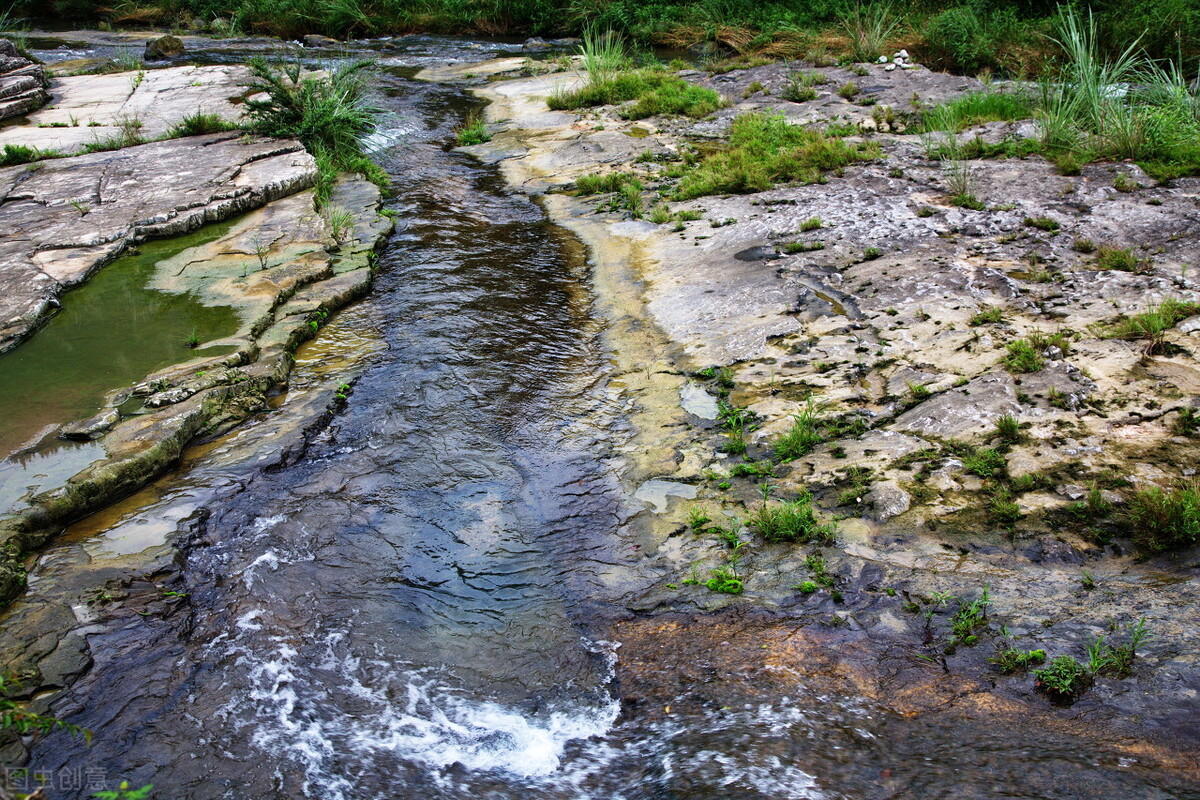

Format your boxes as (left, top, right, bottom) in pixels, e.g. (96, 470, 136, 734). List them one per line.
(6, 35, 1199, 800)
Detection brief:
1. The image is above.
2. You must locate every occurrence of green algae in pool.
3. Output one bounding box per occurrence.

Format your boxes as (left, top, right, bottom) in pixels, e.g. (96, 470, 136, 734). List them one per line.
(0, 221, 242, 458)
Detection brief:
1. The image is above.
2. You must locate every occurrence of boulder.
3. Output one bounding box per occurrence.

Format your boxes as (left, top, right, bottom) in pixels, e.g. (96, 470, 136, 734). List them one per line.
(0, 38, 48, 122)
(144, 35, 185, 60)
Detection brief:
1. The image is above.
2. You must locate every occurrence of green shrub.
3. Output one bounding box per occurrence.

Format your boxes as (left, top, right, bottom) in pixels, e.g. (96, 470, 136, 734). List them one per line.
(748, 495, 836, 544)
(920, 4, 1035, 76)
(674, 112, 879, 200)
(1034, 655, 1090, 700)
(1120, 481, 1200, 551)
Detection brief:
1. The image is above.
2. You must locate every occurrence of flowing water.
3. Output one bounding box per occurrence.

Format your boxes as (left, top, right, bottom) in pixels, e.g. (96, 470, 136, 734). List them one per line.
(10, 37, 1200, 800)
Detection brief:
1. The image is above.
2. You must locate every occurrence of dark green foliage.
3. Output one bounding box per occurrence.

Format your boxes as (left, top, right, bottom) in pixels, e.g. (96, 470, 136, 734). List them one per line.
(1023, 215, 1060, 231)
(920, 4, 1038, 76)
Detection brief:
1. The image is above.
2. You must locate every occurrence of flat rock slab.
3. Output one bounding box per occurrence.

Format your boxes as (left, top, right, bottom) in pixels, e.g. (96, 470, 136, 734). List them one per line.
(0, 131, 316, 352)
(0, 64, 249, 153)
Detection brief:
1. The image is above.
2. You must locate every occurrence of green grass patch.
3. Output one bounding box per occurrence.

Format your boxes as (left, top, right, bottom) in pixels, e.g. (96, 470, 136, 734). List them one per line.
(1104, 298, 1200, 354)
(1093, 246, 1146, 272)
(1003, 339, 1045, 373)
(921, 90, 1035, 133)
(167, 112, 238, 138)
(549, 69, 720, 120)
(0, 143, 60, 166)
(454, 111, 491, 145)
(673, 112, 879, 200)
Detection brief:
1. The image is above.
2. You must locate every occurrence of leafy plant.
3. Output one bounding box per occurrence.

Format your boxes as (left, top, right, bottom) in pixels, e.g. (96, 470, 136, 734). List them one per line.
(705, 565, 744, 594)
(1034, 655, 1091, 700)
(991, 646, 1046, 673)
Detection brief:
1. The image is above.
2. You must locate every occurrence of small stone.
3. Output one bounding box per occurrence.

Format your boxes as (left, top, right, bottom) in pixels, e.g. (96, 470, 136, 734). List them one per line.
(302, 34, 341, 47)
(866, 480, 911, 521)
(884, 63, 896, 71)
(877, 55, 889, 63)
(144, 35, 185, 60)
(896, 49, 909, 59)
(1058, 484, 1087, 501)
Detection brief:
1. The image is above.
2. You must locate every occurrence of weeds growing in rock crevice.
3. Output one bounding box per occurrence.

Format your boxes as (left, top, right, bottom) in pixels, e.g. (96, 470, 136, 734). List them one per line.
(243, 58, 387, 205)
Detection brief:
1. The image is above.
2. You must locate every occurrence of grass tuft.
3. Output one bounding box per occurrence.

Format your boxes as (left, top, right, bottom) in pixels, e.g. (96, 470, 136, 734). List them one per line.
(748, 494, 836, 544)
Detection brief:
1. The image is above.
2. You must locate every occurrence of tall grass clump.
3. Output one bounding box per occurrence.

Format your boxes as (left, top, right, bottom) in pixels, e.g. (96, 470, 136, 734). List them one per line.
(774, 401, 824, 461)
(1038, 9, 1200, 178)
(1121, 481, 1200, 551)
(243, 58, 386, 205)
(839, 1, 899, 63)
(1104, 298, 1200, 355)
(673, 112, 880, 200)
(548, 27, 720, 120)
(920, 4, 1040, 76)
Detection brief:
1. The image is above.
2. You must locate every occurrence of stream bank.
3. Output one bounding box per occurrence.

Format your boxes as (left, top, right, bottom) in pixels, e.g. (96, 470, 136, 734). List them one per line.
(428, 53, 1200, 794)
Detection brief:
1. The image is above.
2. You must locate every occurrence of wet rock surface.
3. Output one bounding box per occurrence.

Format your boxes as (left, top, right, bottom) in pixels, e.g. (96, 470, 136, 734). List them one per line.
(0, 132, 315, 353)
(453, 55, 1200, 789)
